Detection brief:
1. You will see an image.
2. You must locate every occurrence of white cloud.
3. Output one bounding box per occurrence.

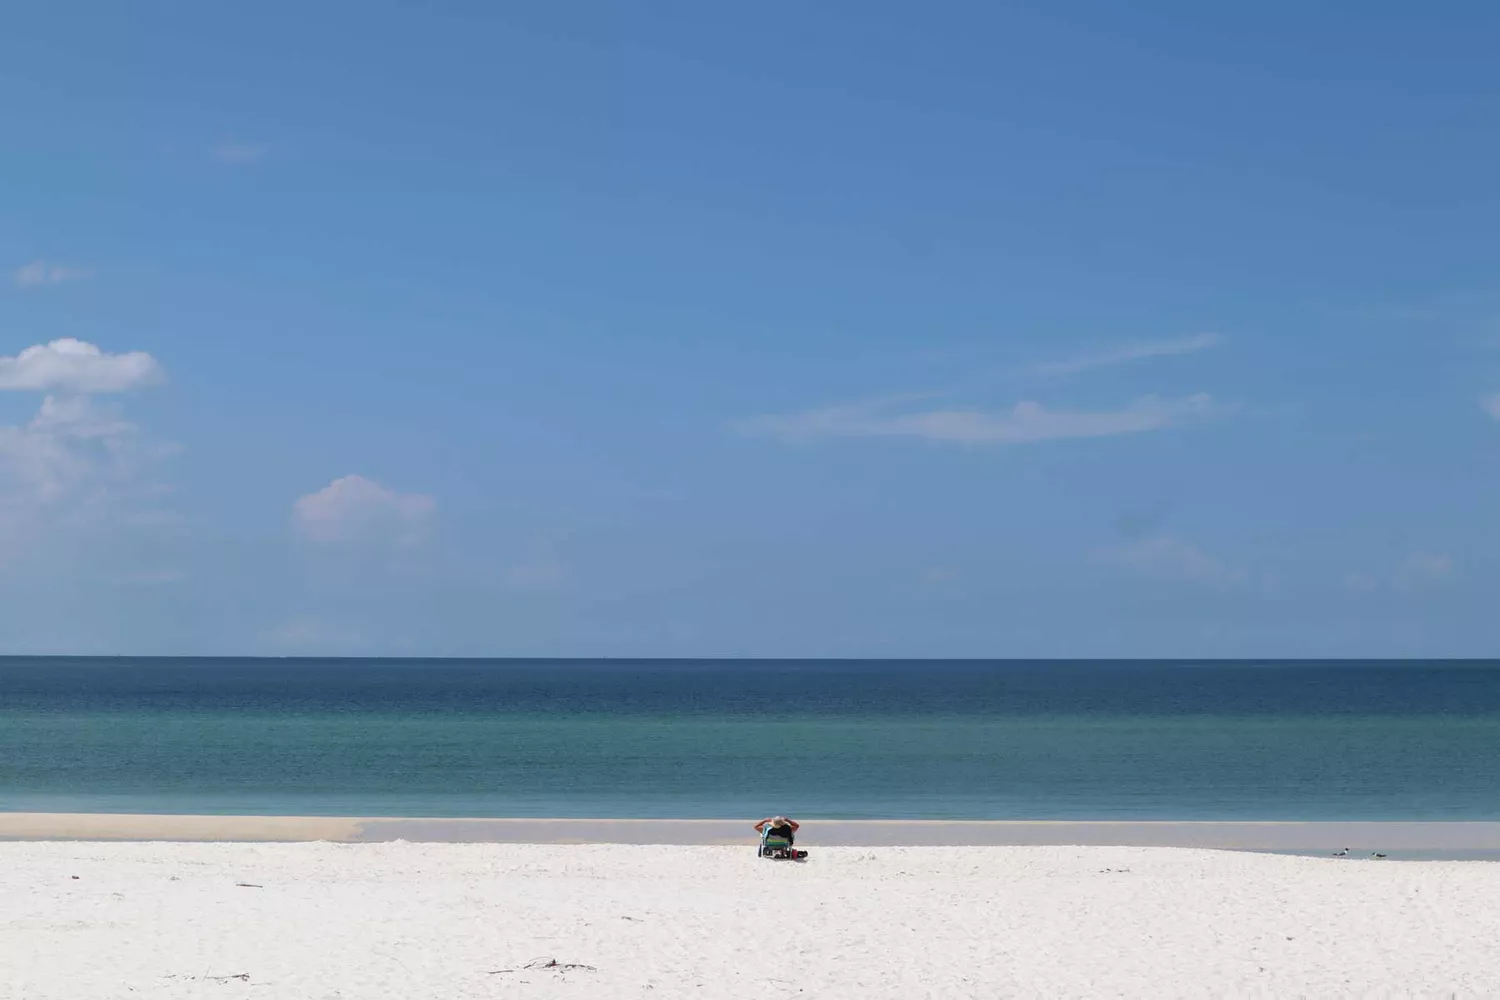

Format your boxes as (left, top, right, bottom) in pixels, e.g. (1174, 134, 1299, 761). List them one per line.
(13, 261, 91, 288)
(744, 393, 1218, 445)
(0, 339, 163, 394)
(0, 394, 174, 585)
(293, 475, 435, 547)
(0, 341, 172, 587)
(0, 395, 151, 503)
(1095, 535, 1242, 586)
(211, 140, 269, 164)
(1034, 333, 1225, 379)
(1481, 395, 1500, 420)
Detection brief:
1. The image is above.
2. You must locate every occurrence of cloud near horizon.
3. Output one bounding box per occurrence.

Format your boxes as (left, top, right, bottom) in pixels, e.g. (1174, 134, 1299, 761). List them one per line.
(262, 617, 367, 648)
(1347, 552, 1457, 593)
(744, 393, 1219, 445)
(1094, 535, 1243, 586)
(293, 474, 435, 548)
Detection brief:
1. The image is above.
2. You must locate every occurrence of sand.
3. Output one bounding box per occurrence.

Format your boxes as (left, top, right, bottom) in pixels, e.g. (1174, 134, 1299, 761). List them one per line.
(4, 840, 1499, 999)
(6, 813, 1500, 852)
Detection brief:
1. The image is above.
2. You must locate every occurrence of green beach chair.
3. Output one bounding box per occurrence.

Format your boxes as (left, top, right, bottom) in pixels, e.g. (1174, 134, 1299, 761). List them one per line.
(758, 825, 807, 860)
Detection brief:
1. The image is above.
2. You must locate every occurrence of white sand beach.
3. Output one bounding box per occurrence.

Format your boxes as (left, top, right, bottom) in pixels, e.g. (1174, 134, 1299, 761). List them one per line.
(5, 839, 1499, 999)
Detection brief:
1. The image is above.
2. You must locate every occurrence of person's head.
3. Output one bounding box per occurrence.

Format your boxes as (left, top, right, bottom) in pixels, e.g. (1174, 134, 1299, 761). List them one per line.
(773, 816, 789, 826)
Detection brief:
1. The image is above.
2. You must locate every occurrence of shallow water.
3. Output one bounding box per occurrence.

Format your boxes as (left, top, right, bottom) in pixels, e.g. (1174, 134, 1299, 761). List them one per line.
(2, 658, 1497, 819)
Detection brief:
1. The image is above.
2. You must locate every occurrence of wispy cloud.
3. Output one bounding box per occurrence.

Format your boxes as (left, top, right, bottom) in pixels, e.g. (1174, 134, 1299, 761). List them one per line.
(210, 140, 269, 165)
(13, 260, 91, 288)
(0, 395, 154, 504)
(103, 568, 189, 586)
(1034, 333, 1225, 379)
(743, 393, 1219, 445)
(507, 560, 571, 590)
(1347, 552, 1457, 593)
(1094, 535, 1243, 586)
(1401, 551, 1455, 583)
(261, 617, 367, 651)
(294, 474, 435, 548)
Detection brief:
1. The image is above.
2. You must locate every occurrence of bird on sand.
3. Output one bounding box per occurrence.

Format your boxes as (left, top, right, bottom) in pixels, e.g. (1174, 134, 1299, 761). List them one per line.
(1332, 847, 1349, 857)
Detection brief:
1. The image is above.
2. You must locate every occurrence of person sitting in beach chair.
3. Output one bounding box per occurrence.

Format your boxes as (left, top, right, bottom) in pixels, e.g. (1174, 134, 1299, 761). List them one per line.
(754, 815, 806, 859)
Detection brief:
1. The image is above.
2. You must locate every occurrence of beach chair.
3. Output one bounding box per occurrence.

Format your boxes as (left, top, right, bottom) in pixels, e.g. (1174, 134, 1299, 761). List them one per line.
(758, 825, 807, 860)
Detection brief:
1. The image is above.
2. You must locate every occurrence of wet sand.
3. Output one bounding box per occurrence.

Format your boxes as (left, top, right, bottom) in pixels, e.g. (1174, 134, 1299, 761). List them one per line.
(3, 813, 1499, 856)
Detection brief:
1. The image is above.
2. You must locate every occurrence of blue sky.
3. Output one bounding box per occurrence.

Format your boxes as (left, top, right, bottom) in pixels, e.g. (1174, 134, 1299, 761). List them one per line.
(2, 2, 1498, 656)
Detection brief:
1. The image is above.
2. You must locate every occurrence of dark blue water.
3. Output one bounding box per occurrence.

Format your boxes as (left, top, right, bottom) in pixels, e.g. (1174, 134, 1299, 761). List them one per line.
(2, 658, 1497, 819)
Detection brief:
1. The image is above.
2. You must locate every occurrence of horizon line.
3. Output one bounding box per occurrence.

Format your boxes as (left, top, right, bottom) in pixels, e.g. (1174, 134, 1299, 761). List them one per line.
(0, 655, 1497, 664)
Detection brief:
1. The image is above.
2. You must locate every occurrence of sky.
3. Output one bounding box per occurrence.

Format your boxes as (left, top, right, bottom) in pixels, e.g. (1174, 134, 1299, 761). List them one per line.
(2, 2, 1499, 657)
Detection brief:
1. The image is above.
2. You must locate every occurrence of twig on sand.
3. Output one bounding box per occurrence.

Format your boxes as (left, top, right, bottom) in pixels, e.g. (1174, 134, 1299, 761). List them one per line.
(234, 882, 263, 888)
(488, 957, 598, 975)
(164, 973, 251, 983)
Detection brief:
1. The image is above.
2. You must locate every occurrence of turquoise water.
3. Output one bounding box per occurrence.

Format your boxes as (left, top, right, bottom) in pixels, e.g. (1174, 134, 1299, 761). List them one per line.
(2, 658, 1498, 819)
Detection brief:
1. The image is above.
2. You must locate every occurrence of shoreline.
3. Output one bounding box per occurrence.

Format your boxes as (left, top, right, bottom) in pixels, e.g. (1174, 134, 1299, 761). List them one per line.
(3, 813, 1500, 855)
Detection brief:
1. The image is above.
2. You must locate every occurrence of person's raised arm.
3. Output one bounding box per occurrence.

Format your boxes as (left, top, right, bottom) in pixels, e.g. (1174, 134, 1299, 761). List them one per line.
(786, 819, 800, 831)
(753, 818, 770, 832)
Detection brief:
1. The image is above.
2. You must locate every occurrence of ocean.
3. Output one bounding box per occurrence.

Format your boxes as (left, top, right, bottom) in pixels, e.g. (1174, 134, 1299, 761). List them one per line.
(1, 658, 1497, 820)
